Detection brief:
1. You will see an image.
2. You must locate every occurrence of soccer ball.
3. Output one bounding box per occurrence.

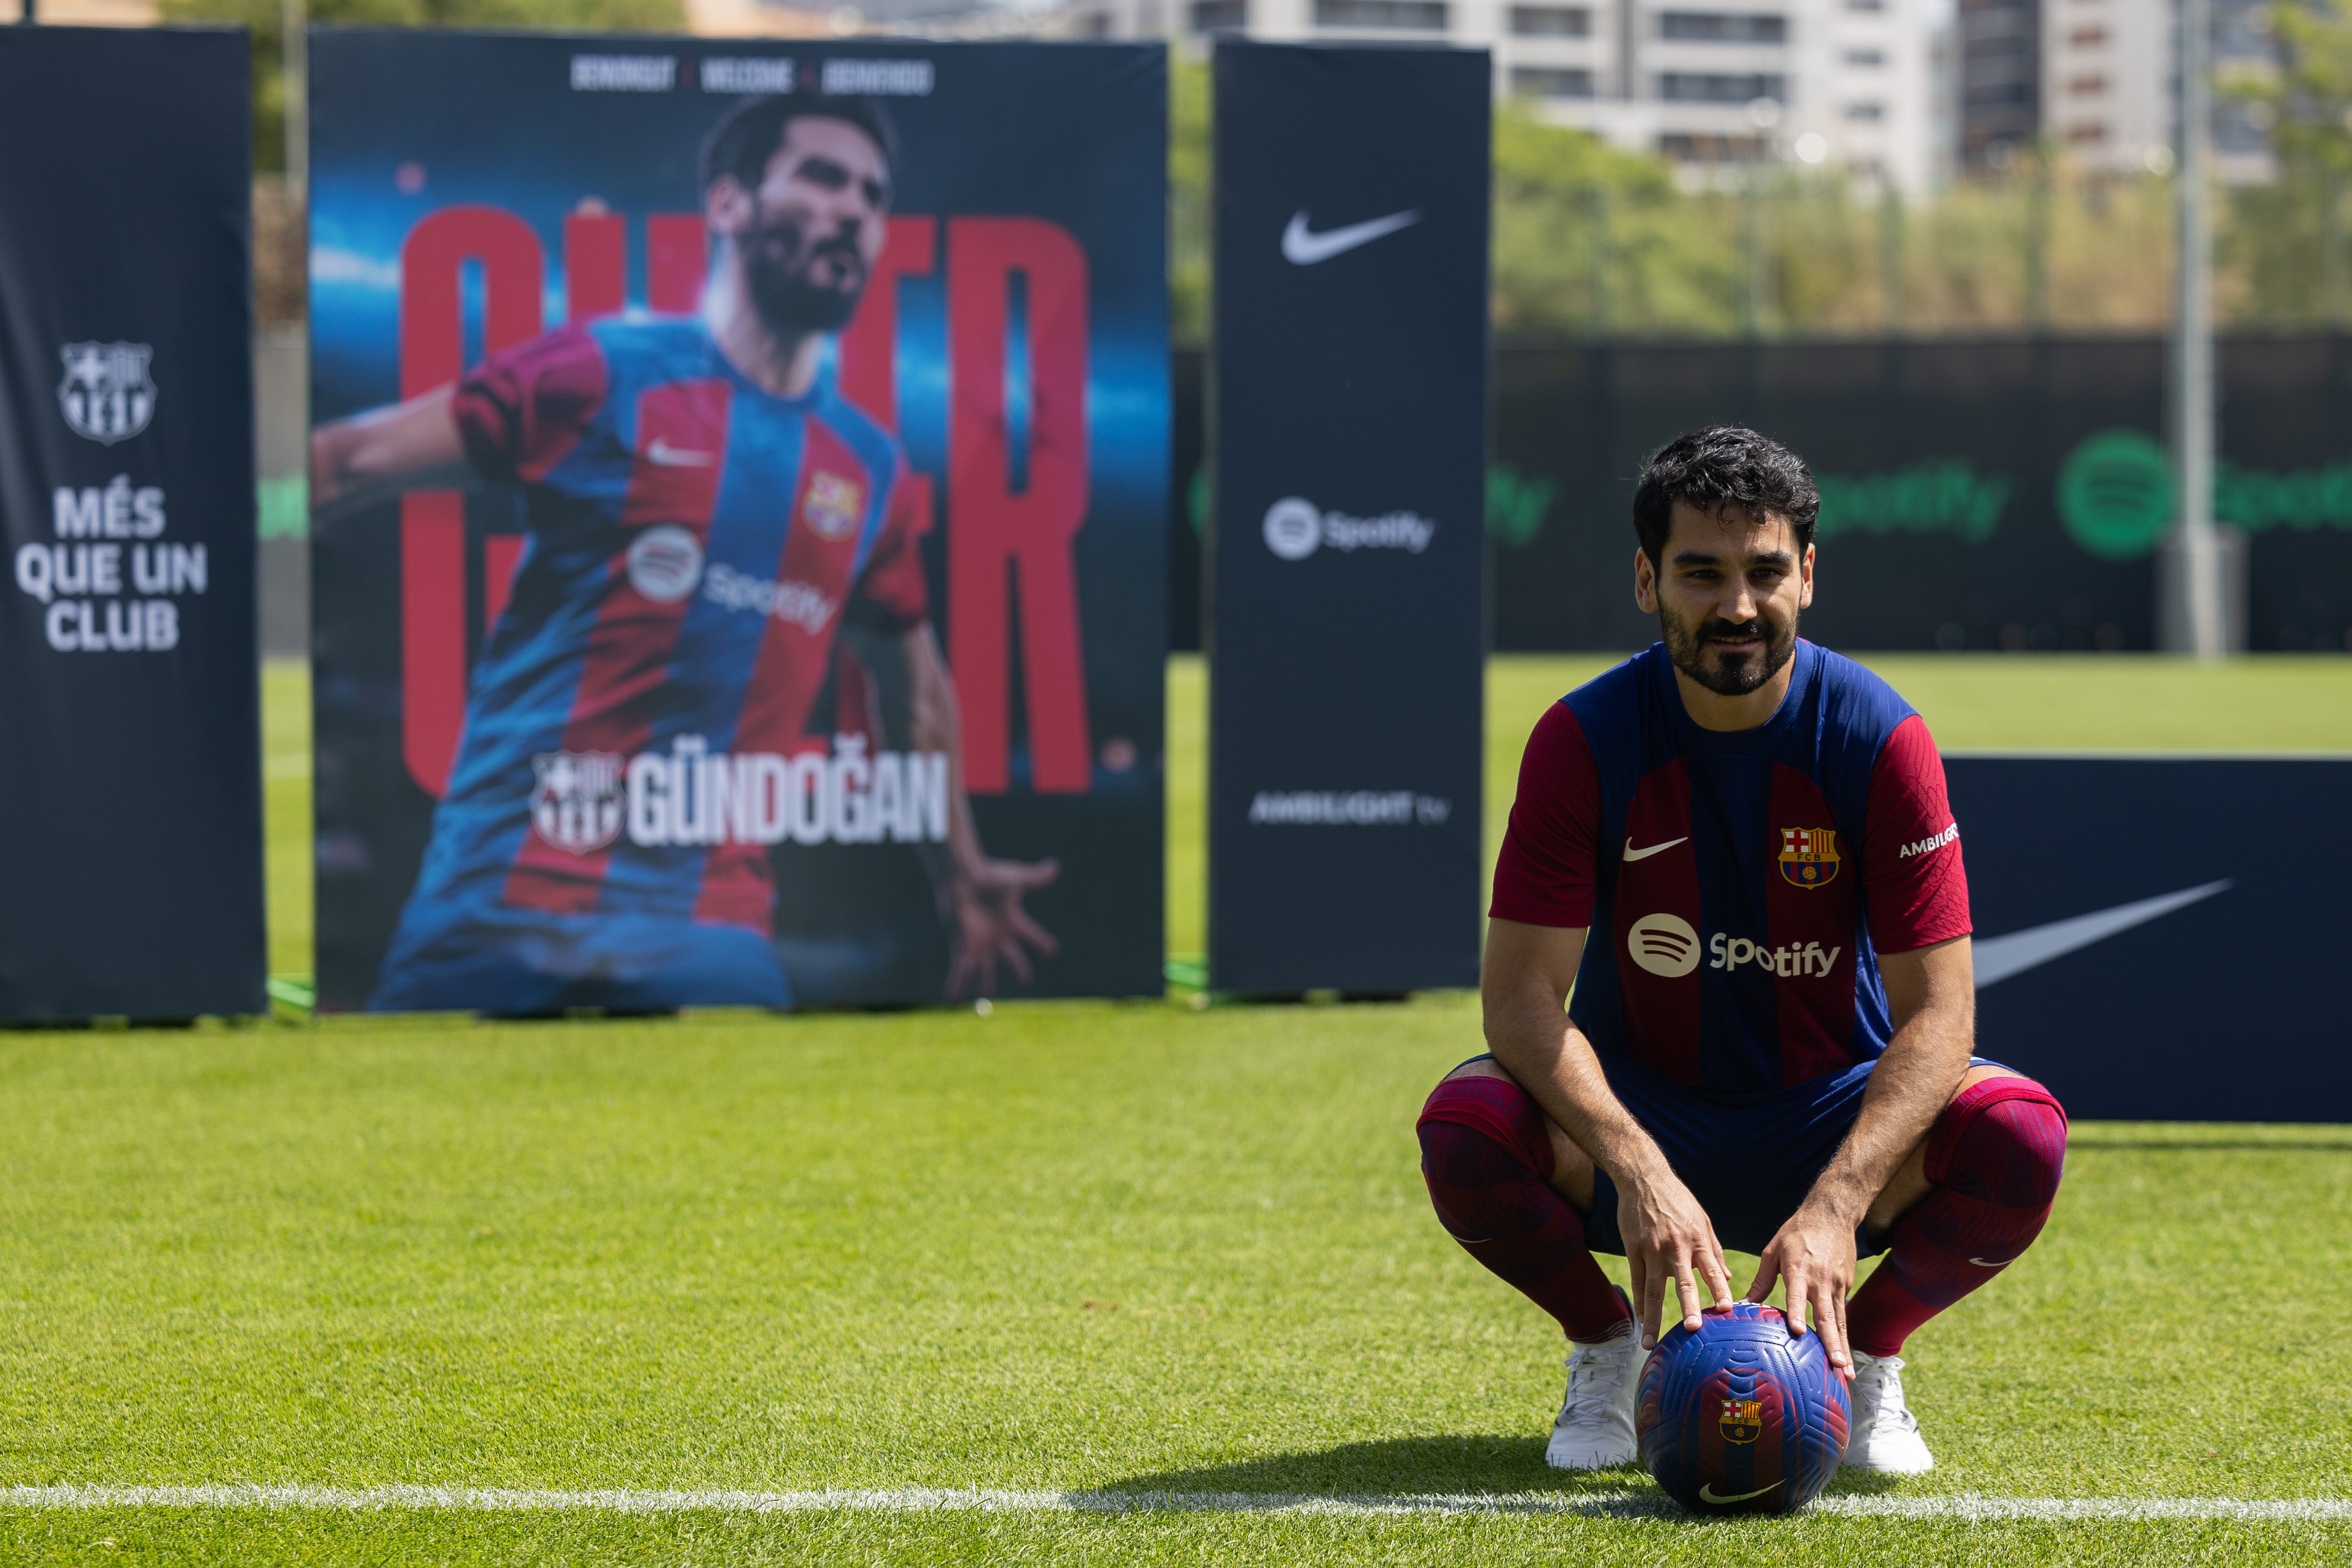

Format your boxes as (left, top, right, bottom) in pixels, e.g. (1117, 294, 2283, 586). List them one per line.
(1635, 1300, 1850, 1515)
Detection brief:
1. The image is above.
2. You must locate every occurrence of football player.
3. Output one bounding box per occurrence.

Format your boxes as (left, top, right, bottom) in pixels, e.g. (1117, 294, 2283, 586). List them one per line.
(1419, 427, 2066, 1474)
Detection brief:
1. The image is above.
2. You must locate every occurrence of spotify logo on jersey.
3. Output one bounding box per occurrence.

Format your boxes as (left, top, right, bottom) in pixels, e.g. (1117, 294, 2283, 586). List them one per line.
(627, 525, 705, 604)
(1627, 912, 1700, 978)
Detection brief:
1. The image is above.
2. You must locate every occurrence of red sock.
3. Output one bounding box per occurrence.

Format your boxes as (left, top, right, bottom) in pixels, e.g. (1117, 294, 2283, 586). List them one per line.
(1847, 1076, 2068, 1358)
(1418, 1074, 1633, 1345)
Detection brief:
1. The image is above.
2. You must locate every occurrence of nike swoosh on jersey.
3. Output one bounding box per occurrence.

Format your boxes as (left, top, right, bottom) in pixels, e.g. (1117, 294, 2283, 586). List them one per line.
(1971, 878, 2233, 989)
(1281, 208, 1421, 265)
(1699, 1480, 1783, 1504)
(1623, 836, 1688, 861)
(647, 438, 716, 467)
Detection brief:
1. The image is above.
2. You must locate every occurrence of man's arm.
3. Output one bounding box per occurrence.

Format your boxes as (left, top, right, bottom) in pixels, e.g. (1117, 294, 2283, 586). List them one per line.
(842, 617, 1059, 997)
(1485, 916, 1734, 1347)
(310, 387, 471, 522)
(1744, 934, 1975, 1372)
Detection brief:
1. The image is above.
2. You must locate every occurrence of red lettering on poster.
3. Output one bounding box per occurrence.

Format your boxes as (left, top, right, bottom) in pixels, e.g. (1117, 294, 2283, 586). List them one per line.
(398, 206, 546, 797)
(648, 214, 708, 314)
(946, 217, 1092, 795)
(564, 212, 628, 322)
(839, 216, 937, 426)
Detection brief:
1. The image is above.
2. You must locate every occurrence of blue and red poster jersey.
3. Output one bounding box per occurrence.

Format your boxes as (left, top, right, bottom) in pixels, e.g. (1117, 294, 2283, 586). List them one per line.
(406, 316, 932, 934)
(1490, 641, 1970, 1094)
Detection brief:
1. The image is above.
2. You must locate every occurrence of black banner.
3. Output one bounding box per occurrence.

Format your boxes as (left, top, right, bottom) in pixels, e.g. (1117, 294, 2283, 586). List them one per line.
(1169, 337, 2352, 653)
(1488, 337, 2352, 653)
(1949, 756, 2352, 1122)
(1208, 41, 1487, 993)
(0, 26, 265, 1021)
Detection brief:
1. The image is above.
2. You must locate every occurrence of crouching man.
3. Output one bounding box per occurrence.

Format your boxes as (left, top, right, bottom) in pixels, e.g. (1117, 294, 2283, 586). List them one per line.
(1420, 427, 2066, 1474)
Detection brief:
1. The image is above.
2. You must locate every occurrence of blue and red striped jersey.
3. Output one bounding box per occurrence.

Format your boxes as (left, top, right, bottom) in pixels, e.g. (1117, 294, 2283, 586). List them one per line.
(1491, 641, 1971, 1094)
(408, 316, 934, 935)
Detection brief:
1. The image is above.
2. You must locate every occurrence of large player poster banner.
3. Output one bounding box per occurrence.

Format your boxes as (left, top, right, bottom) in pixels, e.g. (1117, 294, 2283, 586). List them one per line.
(309, 32, 1166, 1012)
(0, 26, 267, 1021)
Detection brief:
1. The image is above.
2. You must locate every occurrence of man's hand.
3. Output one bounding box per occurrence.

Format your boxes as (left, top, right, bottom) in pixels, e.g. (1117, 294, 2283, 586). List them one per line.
(1620, 1169, 1735, 1349)
(1745, 1205, 1858, 1375)
(945, 854, 1060, 997)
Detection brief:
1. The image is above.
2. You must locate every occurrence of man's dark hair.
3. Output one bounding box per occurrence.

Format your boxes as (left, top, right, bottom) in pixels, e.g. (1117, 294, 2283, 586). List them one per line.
(1631, 426, 1820, 566)
(699, 95, 900, 196)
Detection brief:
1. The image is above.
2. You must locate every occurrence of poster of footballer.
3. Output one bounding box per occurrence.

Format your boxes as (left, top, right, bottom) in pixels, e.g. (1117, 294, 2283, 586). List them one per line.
(308, 31, 1168, 1013)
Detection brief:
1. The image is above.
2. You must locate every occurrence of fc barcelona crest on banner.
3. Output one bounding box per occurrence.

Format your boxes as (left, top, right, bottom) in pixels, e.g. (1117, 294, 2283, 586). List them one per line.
(1779, 826, 1840, 888)
(56, 341, 157, 445)
(530, 750, 626, 855)
(1720, 1397, 1763, 1443)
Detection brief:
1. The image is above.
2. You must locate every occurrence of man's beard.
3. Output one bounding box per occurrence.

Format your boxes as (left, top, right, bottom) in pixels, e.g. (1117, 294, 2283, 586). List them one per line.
(1659, 600, 1797, 697)
(741, 205, 867, 334)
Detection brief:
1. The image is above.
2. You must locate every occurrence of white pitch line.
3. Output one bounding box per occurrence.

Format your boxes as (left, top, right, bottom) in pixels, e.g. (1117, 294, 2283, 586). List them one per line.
(1, 1485, 2347, 1523)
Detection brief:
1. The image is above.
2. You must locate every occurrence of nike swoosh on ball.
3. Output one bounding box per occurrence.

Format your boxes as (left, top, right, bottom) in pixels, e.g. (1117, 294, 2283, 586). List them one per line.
(1699, 1480, 1783, 1504)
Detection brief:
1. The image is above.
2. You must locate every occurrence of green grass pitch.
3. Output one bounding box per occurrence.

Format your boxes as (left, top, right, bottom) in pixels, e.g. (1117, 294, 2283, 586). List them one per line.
(2, 652, 2344, 1565)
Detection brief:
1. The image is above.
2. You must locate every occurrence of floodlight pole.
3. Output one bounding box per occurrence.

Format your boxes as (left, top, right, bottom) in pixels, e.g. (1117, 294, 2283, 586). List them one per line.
(2165, 0, 2227, 658)
(283, 0, 308, 196)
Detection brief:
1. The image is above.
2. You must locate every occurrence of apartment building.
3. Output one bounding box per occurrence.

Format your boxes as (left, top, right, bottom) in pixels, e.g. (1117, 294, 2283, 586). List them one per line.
(1072, 0, 1940, 193)
(1965, 0, 2278, 179)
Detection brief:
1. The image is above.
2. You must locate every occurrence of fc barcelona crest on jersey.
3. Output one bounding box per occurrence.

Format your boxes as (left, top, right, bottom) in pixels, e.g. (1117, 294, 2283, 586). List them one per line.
(1720, 1397, 1764, 1444)
(1779, 826, 1841, 888)
(802, 470, 864, 540)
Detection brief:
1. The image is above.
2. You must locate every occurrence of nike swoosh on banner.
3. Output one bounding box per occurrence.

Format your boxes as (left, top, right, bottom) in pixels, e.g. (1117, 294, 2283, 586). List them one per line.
(1699, 1481, 1783, 1504)
(647, 439, 715, 467)
(1623, 837, 1687, 861)
(1971, 878, 2233, 989)
(1281, 208, 1421, 265)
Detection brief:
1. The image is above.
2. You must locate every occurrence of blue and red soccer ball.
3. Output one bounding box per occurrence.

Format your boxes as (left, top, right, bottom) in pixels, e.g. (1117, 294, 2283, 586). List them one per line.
(1636, 1301, 1851, 1515)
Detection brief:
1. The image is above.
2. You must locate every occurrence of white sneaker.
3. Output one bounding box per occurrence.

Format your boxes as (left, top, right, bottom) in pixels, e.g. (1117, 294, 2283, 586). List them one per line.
(1544, 1309, 1641, 1470)
(1844, 1350, 1935, 1474)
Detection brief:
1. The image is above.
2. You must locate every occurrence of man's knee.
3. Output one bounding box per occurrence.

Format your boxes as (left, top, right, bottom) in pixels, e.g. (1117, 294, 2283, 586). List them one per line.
(1928, 1075, 2067, 1209)
(1418, 1070, 1552, 1180)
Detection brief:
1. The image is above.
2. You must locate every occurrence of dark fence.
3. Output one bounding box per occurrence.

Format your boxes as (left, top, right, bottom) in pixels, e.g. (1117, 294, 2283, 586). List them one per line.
(1169, 335, 2352, 653)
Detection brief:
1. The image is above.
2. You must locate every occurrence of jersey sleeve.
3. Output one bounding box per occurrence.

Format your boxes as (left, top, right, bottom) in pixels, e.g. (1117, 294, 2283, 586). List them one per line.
(451, 325, 609, 486)
(846, 464, 933, 632)
(1489, 702, 1602, 928)
(1863, 713, 1972, 952)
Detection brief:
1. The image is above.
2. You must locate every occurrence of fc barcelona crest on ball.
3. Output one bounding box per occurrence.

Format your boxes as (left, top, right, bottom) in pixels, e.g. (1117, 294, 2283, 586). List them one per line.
(1720, 1397, 1764, 1444)
(802, 470, 864, 540)
(57, 342, 157, 445)
(1778, 827, 1840, 888)
(530, 750, 627, 855)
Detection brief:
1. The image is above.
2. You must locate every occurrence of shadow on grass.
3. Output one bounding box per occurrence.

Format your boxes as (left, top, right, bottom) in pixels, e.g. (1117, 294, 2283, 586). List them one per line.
(1090, 1436, 1925, 1519)
(1103, 1435, 1633, 1501)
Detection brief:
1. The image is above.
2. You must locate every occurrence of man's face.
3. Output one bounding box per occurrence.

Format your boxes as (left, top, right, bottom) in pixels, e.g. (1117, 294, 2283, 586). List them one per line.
(713, 115, 891, 334)
(1634, 501, 1814, 698)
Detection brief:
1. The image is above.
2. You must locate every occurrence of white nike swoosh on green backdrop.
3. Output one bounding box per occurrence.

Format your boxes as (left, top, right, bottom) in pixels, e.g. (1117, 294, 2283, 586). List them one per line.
(1972, 879, 2233, 989)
